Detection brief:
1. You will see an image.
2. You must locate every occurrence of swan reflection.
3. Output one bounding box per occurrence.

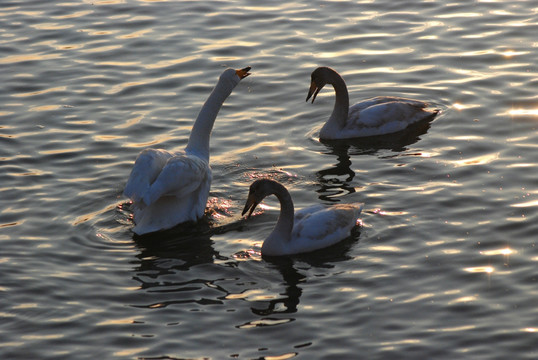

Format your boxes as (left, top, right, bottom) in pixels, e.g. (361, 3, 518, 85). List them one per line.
(315, 118, 434, 201)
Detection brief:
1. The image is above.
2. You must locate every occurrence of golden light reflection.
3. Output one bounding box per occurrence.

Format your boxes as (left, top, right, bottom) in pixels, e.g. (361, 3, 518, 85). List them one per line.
(31, 23, 73, 30)
(506, 163, 535, 169)
(436, 325, 476, 332)
(238, 318, 293, 330)
(372, 209, 409, 216)
(448, 296, 477, 305)
(13, 303, 38, 309)
(509, 109, 538, 116)
(436, 12, 482, 19)
(511, 200, 538, 208)
(113, 348, 149, 357)
(93, 134, 126, 141)
(480, 247, 514, 256)
(464, 266, 494, 273)
(0, 53, 60, 64)
(81, 45, 122, 54)
(462, 30, 502, 39)
(402, 293, 435, 304)
(370, 245, 401, 252)
(225, 289, 276, 301)
(453, 152, 499, 167)
(117, 29, 153, 39)
(12, 86, 67, 98)
(262, 352, 297, 360)
(97, 317, 139, 326)
(448, 135, 484, 141)
(97, 61, 139, 67)
(452, 102, 481, 110)
(500, 50, 528, 57)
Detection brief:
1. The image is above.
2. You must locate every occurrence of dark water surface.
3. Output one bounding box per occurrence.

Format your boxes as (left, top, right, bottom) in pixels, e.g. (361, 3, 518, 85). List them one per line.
(1, 0, 537, 359)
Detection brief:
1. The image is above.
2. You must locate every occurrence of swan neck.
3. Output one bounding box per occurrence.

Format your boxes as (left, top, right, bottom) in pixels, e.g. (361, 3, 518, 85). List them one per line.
(327, 72, 349, 130)
(268, 184, 295, 243)
(185, 78, 235, 160)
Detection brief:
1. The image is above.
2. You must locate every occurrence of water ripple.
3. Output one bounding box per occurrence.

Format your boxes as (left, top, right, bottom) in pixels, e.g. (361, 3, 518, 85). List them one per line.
(0, 0, 537, 359)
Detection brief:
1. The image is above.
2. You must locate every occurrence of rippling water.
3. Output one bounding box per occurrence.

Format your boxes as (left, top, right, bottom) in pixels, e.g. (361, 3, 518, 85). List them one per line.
(1, 0, 537, 359)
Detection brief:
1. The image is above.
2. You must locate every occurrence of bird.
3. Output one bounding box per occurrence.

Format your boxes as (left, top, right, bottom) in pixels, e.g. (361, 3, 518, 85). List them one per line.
(306, 66, 439, 140)
(242, 179, 363, 256)
(123, 66, 251, 235)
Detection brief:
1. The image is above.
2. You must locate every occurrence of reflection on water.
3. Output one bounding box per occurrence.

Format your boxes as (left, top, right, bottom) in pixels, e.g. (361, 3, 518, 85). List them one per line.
(315, 142, 356, 202)
(1, 0, 537, 358)
(315, 116, 435, 201)
(131, 216, 245, 272)
(250, 257, 304, 317)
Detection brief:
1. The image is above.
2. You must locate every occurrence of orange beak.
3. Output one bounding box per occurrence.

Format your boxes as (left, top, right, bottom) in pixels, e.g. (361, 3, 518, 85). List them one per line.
(236, 66, 251, 79)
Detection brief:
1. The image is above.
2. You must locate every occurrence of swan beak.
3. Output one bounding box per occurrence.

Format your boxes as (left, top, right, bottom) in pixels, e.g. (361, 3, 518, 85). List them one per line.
(236, 66, 251, 79)
(241, 193, 259, 218)
(306, 81, 322, 103)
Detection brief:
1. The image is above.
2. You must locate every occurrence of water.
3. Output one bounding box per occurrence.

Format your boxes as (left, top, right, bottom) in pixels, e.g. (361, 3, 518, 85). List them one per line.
(1, 0, 536, 359)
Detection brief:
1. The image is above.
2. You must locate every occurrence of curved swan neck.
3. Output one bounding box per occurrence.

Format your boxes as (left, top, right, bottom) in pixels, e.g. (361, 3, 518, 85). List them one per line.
(185, 77, 236, 161)
(322, 70, 350, 134)
(267, 182, 295, 244)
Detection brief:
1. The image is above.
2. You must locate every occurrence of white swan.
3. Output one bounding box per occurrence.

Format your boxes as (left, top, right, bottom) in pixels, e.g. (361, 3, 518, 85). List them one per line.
(124, 66, 251, 235)
(242, 179, 363, 256)
(307, 66, 439, 140)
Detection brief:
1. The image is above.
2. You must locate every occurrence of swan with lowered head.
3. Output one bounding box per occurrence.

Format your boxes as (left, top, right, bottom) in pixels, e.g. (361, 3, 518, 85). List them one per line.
(307, 66, 439, 140)
(124, 66, 251, 235)
(242, 179, 363, 256)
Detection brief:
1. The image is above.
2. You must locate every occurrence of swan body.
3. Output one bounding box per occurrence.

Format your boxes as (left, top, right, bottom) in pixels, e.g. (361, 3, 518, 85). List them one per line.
(124, 67, 251, 235)
(242, 179, 363, 256)
(307, 66, 439, 140)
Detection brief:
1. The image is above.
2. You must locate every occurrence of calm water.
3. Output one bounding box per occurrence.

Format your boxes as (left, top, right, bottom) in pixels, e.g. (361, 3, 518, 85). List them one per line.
(1, 0, 537, 359)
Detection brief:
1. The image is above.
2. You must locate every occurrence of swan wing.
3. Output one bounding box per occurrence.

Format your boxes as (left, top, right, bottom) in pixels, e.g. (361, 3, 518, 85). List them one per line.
(142, 153, 210, 206)
(350, 96, 427, 114)
(291, 203, 363, 252)
(294, 204, 325, 222)
(124, 148, 175, 204)
(347, 98, 432, 136)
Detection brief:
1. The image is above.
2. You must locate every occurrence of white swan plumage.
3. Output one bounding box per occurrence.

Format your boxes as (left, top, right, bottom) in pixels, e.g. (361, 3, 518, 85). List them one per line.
(307, 66, 439, 140)
(124, 67, 251, 235)
(242, 179, 363, 256)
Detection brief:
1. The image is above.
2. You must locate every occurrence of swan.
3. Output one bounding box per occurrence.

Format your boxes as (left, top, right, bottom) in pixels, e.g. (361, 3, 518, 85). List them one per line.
(306, 66, 439, 140)
(242, 179, 364, 256)
(123, 66, 251, 235)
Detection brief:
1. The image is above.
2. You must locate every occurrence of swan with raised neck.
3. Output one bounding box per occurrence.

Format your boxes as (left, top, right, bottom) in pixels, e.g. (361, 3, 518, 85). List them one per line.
(124, 67, 251, 235)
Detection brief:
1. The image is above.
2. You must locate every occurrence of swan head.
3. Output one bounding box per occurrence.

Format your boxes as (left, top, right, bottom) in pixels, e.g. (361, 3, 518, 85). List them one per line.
(306, 66, 336, 103)
(241, 179, 276, 218)
(220, 66, 251, 87)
